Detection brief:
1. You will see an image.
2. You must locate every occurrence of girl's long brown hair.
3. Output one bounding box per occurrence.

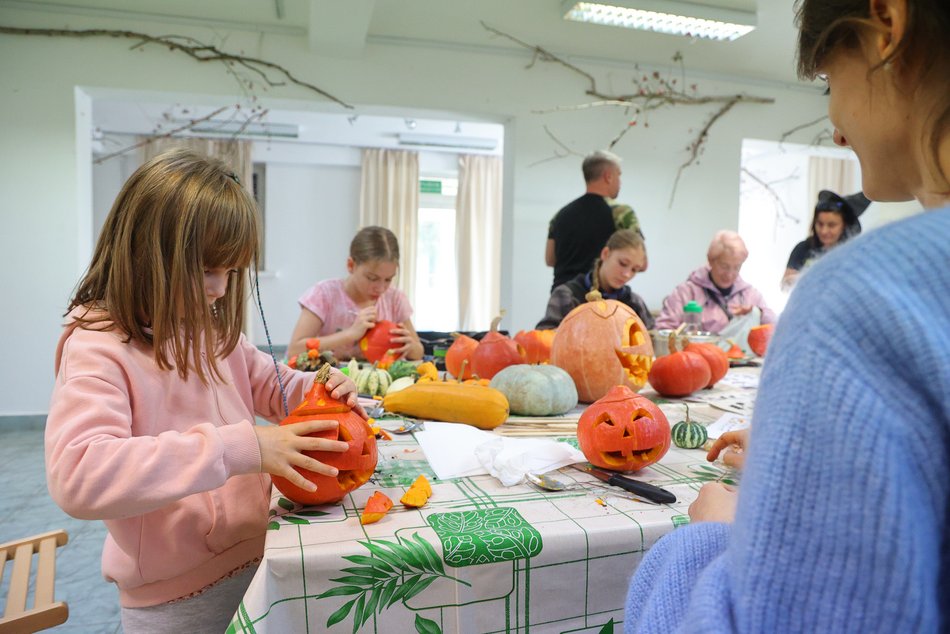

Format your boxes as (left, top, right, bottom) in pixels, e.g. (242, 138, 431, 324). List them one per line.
(69, 148, 260, 383)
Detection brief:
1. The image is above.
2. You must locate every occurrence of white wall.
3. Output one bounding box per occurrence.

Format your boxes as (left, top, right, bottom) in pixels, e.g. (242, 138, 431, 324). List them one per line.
(0, 5, 832, 416)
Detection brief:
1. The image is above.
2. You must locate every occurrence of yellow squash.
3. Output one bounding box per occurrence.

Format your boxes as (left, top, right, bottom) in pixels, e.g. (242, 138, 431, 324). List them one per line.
(382, 382, 510, 430)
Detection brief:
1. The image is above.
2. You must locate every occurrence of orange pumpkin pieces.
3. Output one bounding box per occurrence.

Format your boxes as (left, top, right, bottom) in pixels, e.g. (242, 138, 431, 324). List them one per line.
(682, 338, 729, 388)
(470, 314, 524, 380)
(748, 324, 775, 357)
(550, 291, 654, 403)
(648, 333, 711, 397)
(360, 491, 394, 525)
(514, 329, 556, 364)
(359, 320, 398, 363)
(577, 385, 671, 472)
(446, 334, 479, 380)
(725, 340, 745, 359)
(400, 474, 433, 508)
(271, 365, 378, 506)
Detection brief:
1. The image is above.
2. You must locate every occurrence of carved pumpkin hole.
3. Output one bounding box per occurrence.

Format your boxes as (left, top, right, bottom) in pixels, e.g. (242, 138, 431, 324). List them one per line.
(360, 437, 373, 456)
(621, 426, 633, 438)
(594, 414, 617, 428)
(337, 424, 352, 442)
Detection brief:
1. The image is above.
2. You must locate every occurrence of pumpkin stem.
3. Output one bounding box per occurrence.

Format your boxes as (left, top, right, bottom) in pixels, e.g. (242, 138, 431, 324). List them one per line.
(584, 289, 603, 302)
(457, 359, 469, 383)
(667, 331, 680, 354)
(684, 402, 691, 422)
(314, 363, 332, 385)
(489, 310, 506, 333)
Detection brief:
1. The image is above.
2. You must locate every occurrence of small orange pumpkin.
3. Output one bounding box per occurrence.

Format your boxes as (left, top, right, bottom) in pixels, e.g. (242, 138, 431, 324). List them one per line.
(514, 329, 556, 364)
(550, 290, 654, 403)
(576, 385, 671, 472)
(470, 313, 524, 380)
(748, 324, 775, 357)
(682, 338, 729, 388)
(445, 333, 479, 380)
(648, 333, 711, 397)
(359, 320, 398, 364)
(271, 365, 378, 506)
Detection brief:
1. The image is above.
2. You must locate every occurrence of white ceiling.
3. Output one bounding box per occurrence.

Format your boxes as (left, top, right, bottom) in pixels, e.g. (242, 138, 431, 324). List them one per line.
(11, 0, 807, 86)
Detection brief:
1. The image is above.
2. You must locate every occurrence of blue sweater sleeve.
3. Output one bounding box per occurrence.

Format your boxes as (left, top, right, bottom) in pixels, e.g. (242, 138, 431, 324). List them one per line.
(625, 208, 950, 633)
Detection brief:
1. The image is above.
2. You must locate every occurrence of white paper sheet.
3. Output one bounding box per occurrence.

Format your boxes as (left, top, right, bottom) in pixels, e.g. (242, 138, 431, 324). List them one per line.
(705, 412, 751, 439)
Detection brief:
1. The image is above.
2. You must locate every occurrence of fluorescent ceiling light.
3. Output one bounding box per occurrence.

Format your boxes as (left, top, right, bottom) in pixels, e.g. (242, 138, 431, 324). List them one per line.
(562, 0, 756, 41)
(181, 119, 299, 138)
(398, 133, 498, 151)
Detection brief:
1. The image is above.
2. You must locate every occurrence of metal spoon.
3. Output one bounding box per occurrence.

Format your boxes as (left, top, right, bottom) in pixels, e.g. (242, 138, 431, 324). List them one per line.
(525, 472, 582, 491)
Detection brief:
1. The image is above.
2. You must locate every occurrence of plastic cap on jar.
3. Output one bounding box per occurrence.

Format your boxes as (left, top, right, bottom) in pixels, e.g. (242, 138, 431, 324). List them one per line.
(683, 301, 703, 313)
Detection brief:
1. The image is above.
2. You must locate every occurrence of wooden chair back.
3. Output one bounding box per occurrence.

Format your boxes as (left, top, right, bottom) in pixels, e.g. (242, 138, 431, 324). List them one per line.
(0, 529, 69, 633)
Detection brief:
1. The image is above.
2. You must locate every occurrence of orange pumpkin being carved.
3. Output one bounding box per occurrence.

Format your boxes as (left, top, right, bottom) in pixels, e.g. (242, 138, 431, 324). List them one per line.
(514, 329, 556, 364)
(470, 313, 524, 380)
(446, 333, 479, 380)
(550, 290, 654, 403)
(648, 333, 711, 397)
(577, 385, 671, 472)
(748, 324, 775, 357)
(359, 320, 398, 365)
(271, 365, 378, 506)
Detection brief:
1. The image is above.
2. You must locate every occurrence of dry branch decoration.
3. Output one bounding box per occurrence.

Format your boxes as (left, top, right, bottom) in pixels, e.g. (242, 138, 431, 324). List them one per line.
(481, 22, 775, 205)
(0, 26, 352, 108)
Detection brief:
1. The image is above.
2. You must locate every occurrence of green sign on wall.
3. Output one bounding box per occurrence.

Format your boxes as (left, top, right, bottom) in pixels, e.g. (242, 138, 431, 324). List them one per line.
(420, 179, 442, 194)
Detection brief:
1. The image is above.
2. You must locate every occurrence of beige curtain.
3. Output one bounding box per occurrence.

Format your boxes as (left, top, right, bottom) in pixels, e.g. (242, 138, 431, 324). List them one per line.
(142, 136, 253, 191)
(807, 155, 857, 210)
(359, 148, 419, 302)
(456, 154, 503, 331)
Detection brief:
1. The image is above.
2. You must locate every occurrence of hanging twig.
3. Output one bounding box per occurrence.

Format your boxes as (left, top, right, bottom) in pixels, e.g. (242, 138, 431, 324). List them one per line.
(93, 105, 231, 164)
(668, 98, 739, 207)
(740, 167, 800, 227)
(779, 114, 829, 145)
(0, 26, 352, 108)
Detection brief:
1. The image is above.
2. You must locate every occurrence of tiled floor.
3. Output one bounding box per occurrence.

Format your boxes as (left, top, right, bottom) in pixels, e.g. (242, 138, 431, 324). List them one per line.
(1, 427, 121, 633)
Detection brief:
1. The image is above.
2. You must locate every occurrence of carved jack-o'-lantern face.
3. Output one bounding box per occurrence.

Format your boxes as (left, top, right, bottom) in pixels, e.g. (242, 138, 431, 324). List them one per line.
(576, 385, 670, 472)
(551, 294, 654, 403)
(271, 366, 378, 506)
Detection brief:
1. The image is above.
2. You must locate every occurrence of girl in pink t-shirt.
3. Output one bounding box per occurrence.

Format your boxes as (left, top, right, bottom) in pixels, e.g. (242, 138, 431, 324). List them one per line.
(288, 226, 424, 361)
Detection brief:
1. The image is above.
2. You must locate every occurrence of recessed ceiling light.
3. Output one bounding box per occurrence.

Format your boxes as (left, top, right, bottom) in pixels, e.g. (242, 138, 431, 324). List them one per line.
(562, 0, 756, 41)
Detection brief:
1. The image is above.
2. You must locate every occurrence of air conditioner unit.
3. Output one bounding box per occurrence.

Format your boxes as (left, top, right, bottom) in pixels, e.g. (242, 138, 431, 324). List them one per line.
(397, 132, 497, 151)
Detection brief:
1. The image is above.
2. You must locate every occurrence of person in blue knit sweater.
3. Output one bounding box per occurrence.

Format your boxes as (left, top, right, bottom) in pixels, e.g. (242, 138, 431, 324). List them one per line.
(625, 0, 950, 631)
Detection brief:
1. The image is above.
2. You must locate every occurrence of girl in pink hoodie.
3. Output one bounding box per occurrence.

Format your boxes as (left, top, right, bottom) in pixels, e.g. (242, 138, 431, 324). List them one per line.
(45, 148, 364, 633)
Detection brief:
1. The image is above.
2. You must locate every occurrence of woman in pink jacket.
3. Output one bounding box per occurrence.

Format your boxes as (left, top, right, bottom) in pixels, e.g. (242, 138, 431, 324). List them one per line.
(655, 230, 776, 333)
(45, 149, 363, 633)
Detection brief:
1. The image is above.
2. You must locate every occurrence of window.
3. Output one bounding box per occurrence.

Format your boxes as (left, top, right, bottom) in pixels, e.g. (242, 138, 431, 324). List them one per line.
(414, 176, 459, 331)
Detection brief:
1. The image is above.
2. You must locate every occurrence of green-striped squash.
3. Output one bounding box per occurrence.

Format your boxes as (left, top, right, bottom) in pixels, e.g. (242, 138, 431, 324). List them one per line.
(671, 419, 708, 449)
(356, 365, 392, 397)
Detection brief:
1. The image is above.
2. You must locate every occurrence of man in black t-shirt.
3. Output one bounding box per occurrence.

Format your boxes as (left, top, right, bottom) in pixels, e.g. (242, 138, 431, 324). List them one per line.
(545, 151, 622, 290)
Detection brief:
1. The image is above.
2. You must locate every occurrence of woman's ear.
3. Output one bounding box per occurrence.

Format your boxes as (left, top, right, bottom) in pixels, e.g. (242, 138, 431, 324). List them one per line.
(600, 246, 611, 261)
(869, 0, 907, 61)
(346, 257, 355, 274)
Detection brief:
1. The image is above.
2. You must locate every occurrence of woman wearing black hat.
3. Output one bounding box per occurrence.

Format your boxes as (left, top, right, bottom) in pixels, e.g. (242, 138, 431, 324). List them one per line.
(780, 190, 870, 290)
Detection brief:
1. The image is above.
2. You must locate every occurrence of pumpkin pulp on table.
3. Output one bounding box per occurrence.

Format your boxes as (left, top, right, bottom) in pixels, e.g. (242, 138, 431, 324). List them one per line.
(271, 364, 378, 506)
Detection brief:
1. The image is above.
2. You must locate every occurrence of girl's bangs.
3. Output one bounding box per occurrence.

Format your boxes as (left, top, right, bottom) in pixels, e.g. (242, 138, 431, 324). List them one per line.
(200, 185, 260, 270)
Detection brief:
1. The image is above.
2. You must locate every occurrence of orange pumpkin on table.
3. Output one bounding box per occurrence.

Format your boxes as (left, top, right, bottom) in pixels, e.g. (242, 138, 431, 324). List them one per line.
(577, 385, 671, 472)
(648, 333, 711, 397)
(445, 333, 479, 380)
(748, 324, 775, 357)
(470, 313, 524, 380)
(271, 365, 378, 506)
(514, 329, 556, 364)
(682, 337, 729, 388)
(550, 290, 654, 403)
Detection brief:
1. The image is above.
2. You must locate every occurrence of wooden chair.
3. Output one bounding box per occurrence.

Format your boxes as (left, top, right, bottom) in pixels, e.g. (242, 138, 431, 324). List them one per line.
(0, 530, 69, 633)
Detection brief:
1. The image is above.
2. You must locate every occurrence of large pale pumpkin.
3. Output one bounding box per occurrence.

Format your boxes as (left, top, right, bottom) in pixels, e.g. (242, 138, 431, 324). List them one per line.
(489, 364, 578, 416)
(271, 365, 378, 506)
(550, 291, 654, 403)
(577, 385, 670, 472)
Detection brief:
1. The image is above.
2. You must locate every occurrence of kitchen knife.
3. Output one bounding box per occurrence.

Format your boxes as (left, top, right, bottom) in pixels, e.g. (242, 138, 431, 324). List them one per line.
(572, 464, 677, 504)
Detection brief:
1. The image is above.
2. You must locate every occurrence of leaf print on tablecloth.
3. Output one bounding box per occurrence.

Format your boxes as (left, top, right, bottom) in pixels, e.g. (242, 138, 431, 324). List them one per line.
(428, 508, 543, 568)
(316, 532, 467, 633)
(267, 498, 331, 530)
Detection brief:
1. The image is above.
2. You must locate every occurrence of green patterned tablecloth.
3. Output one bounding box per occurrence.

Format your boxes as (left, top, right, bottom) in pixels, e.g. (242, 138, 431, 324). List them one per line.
(229, 370, 754, 634)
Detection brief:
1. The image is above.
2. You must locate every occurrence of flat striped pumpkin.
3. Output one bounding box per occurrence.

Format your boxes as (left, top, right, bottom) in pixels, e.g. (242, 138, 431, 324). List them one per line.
(671, 419, 708, 449)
